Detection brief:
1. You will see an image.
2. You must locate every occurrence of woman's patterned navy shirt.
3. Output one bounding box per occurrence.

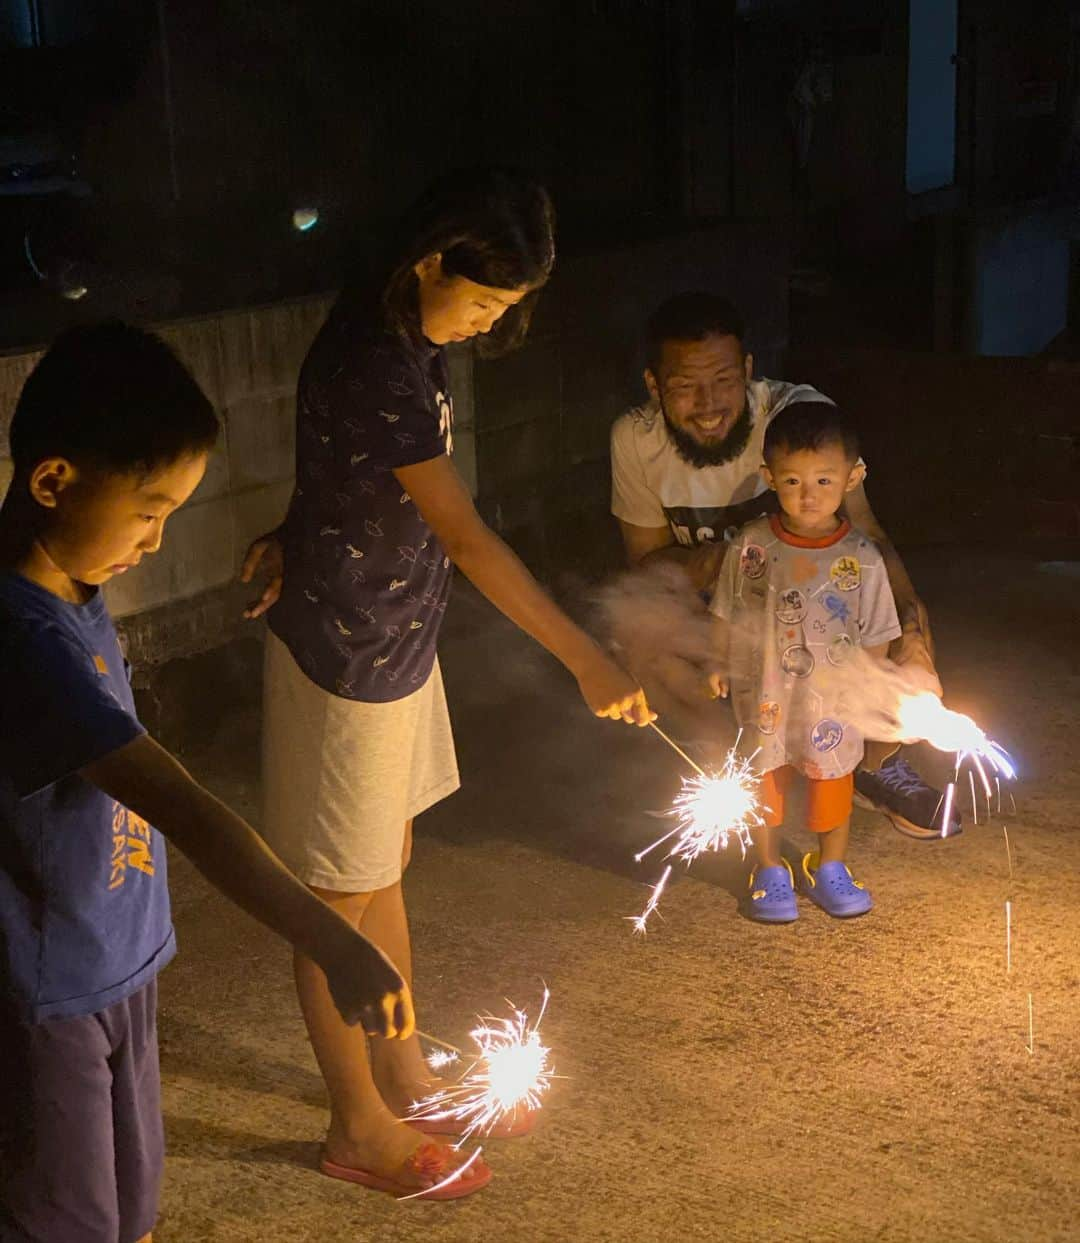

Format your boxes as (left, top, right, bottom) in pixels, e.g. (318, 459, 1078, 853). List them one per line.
(269, 305, 454, 703)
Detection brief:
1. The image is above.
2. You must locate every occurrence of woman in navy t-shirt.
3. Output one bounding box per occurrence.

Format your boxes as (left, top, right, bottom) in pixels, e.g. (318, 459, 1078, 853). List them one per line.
(241, 169, 652, 1199)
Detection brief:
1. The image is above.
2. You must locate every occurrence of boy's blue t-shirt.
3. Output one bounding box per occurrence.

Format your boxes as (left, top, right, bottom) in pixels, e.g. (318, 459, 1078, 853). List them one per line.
(0, 573, 175, 1022)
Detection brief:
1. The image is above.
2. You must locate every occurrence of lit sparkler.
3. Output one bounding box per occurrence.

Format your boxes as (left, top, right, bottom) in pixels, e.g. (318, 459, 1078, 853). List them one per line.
(408, 991, 553, 1144)
(895, 692, 1016, 829)
(630, 728, 766, 929)
(635, 745, 765, 866)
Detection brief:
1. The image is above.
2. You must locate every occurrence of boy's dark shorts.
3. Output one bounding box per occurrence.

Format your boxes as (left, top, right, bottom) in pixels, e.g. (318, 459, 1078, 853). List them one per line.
(0, 978, 163, 1243)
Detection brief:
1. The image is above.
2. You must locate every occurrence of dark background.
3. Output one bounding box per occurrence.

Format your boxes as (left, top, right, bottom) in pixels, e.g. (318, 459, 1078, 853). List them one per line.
(2, 0, 1079, 573)
(3, 0, 1079, 347)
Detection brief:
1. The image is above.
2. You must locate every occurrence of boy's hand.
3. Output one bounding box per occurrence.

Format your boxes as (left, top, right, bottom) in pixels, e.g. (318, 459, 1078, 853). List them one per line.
(240, 532, 284, 619)
(577, 651, 655, 726)
(324, 933, 416, 1039)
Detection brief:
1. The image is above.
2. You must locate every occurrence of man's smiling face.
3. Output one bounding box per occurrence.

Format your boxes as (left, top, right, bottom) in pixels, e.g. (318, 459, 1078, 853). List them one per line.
(645, 332, 754, 468)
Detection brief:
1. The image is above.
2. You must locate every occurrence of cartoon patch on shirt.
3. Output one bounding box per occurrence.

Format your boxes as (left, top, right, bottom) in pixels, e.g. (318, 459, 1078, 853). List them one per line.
(827, 633, 855, 665)
(775, 588, 807, 624)
(810, 719, 844, 753)
(830, 555, 861, 591)
(781, 645, 815, 678)
(740, 544, 766, 579)
(758, 701, 781, 735)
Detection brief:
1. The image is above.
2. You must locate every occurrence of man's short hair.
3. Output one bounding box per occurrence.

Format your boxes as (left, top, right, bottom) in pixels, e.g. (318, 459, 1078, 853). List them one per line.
(10, 322, 219, 479)
(763, 400, 860, 464)
(646, 292, 746, 372)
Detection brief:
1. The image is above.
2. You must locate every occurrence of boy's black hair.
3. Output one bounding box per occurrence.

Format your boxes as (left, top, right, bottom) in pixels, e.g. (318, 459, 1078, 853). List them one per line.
(9, 322, 219, 478)
(645, 292, 746, 373)
(763, 399, 859, 464)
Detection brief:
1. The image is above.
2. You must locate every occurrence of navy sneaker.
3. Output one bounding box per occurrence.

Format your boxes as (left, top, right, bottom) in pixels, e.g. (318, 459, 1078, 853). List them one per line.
(854, 754, 961, 840)
(744, 860, 799, 923)
(800, 852, 873, 918)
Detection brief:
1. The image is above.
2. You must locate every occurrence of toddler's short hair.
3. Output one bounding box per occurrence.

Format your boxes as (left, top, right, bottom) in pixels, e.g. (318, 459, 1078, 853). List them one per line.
(10, 322, 219, 479)
(763, 400, 859, 464)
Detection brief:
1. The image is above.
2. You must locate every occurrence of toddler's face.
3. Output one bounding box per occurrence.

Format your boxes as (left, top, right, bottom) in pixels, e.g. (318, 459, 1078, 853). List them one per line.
(762, 442, 862, 538)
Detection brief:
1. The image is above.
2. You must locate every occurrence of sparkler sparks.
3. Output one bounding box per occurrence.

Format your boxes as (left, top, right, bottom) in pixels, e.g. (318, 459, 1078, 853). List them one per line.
(896, 692, 1016, 830)
(635, 747, 765, 866)
(425, 1048, 460, 1073)
(896, 693, 1015, 776)
(408, 992, 553, 1143)
(627, 864, 672, 935)
(629, 732, 766, 930)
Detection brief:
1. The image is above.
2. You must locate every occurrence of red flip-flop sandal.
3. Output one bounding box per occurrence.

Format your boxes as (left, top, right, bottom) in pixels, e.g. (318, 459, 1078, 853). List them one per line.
(320, 1142, 491, 1200)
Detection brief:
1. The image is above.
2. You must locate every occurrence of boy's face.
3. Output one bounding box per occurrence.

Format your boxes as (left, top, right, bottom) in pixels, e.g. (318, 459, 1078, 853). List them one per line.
(30, 452, 208, 587)
(762, 442, 863, 538)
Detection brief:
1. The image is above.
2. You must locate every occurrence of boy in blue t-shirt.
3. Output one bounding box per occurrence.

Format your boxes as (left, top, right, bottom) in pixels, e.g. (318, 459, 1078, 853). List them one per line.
(0, 324, 421, 1242)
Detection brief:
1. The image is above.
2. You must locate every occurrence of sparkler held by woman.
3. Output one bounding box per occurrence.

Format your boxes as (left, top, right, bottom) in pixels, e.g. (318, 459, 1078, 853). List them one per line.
(408, 992, 554, 1143)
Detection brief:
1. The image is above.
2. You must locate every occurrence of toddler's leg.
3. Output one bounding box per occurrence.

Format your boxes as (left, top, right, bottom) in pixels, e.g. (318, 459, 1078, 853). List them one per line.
(800, 775, 872, 918)
(744, 769, 798, 923)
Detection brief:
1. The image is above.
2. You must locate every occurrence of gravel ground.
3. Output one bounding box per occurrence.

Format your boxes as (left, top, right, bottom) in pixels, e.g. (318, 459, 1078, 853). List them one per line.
(155, 553, 1080, 1243)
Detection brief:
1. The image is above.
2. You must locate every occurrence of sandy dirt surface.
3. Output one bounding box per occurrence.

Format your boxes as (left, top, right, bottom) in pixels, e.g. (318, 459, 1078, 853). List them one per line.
(156, 553, 1079, 1243)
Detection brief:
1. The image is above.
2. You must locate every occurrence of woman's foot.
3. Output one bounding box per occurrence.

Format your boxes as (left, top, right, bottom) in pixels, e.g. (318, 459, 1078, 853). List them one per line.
(323, 1111, 475, 1192)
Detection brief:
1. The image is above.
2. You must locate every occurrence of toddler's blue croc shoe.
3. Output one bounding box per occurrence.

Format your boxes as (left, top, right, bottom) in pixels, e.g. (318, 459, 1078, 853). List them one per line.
(800, 852, 873, 918)
(744, 860, 798, 923)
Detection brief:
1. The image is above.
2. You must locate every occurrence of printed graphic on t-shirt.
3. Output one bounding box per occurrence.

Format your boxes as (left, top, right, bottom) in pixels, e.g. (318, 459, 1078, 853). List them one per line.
(662, 494, 778, 548)
(108, 804, 155, 890)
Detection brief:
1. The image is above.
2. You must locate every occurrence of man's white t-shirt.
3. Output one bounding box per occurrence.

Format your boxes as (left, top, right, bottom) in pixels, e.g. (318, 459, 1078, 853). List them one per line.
(610, 378, 834, 548)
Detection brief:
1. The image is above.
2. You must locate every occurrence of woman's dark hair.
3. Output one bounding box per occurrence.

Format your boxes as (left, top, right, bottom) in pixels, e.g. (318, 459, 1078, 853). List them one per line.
(10, 321, 219, 478)
(380, 167, 555, 357)
(645, 292, 746, 373)
(763, 400, 859, 463)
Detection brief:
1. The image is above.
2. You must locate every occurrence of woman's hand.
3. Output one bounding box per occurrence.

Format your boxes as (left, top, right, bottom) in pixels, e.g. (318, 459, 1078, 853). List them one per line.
(576, 650, 655, 726)
(240, 532, 284, 619)
(323, 932, 416, 1039)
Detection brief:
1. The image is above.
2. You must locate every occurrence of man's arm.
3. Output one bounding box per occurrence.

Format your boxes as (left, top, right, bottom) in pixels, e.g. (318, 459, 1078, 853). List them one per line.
(842, 482, 941, 694)
(81, 735, 414, 1038)
(617, 518, 727, 594)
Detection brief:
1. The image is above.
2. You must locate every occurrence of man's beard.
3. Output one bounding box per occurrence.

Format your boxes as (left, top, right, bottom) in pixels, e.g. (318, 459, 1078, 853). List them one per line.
(660, 397, 753, 469)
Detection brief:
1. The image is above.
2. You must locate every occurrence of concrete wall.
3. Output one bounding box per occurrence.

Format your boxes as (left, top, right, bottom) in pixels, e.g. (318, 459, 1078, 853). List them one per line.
(0, 297, 329, 667)
(0, 293, 477, 672)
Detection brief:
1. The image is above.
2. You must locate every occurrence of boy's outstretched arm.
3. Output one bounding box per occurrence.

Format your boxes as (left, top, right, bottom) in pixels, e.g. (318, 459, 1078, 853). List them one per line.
(80, 735, 414, 1040)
